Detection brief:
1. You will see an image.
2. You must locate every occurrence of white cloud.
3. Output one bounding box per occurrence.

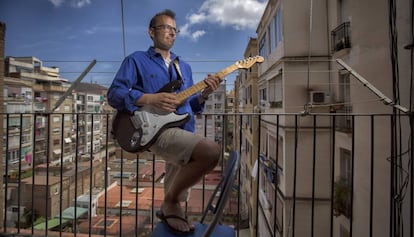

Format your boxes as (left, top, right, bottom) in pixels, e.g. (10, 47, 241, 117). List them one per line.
(48, 0, 91, 8)
(191, 30, 206, 41)
(83, 25, 121, 35)
(180, 0, 267, 41)
(49, 0, 65, 7)
(70, 0, 91, 8)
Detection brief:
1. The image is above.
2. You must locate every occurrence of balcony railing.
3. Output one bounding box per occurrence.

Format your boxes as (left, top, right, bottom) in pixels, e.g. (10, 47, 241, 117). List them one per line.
(1, 112, 413, 237)
(331, 22, 351, 52)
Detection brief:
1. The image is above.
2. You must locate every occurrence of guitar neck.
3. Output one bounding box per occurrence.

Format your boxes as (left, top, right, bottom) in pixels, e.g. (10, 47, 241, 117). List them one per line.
(176, 63, 239, 103)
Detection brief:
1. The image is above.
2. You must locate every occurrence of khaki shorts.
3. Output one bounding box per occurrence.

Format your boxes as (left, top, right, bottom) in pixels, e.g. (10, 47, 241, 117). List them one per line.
(149, 127, 203, 165)
(149, 127, 204, 202)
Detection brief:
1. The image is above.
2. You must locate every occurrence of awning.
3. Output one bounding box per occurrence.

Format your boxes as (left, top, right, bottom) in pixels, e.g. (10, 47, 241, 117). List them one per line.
(55, 206, 88, 220)
(33, 218, 69, 230)
(64, 137, 72, 143)
(53, 149, 61, 155)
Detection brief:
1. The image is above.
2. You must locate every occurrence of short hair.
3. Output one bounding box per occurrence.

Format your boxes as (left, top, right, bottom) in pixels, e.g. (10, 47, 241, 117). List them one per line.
(149, 9, 176, 28)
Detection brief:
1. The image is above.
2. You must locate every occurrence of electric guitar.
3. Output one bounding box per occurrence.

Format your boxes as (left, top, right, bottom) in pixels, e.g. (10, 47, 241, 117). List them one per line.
(112, 56, 264, 153)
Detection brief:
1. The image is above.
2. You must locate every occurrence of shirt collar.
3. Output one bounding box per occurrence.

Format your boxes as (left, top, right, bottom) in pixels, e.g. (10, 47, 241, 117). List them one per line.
(147, 46, 179, 62)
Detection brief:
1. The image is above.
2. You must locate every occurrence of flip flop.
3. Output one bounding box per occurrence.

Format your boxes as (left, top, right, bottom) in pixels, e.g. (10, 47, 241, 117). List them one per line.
(156, 210, 195, 236)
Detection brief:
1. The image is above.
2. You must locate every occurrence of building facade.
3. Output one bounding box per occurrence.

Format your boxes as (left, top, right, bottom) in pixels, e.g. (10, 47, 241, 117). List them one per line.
(235, 0, 412, 236)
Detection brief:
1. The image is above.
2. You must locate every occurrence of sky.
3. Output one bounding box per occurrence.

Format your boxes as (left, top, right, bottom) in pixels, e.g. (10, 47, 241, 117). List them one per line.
(0, 0, 268, 90)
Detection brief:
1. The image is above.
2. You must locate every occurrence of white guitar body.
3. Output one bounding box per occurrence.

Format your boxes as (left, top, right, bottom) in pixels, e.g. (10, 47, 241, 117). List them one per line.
(130, 107, 190, 146)
(113, 106, 190, 153)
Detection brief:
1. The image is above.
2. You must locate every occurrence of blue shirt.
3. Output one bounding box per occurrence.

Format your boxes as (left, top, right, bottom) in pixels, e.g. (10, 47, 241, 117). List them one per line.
(107, 47, 204, 132)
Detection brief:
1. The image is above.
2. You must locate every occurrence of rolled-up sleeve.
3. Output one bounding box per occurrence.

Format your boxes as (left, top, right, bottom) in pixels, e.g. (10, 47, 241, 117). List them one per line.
(189, 94, 204, 113)
(108, 57, 143, 114)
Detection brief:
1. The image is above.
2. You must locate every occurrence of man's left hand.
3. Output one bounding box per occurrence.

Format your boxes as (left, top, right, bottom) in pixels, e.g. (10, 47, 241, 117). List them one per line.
(202, 74, 221, 97)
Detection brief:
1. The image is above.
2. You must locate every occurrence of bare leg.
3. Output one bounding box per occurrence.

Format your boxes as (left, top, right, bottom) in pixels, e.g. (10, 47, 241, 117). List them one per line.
(161, 139, 220, 232)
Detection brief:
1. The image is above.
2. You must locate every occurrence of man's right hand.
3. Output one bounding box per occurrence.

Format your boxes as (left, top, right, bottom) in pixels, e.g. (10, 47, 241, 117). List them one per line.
(136, 93, 179, 112)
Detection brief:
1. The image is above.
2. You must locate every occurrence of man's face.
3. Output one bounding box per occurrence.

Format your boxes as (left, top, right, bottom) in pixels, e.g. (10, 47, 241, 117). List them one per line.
(149, 15, 177, 51)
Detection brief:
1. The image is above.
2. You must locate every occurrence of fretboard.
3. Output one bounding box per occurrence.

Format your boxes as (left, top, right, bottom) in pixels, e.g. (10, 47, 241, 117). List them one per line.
(176, 63, 239, 104)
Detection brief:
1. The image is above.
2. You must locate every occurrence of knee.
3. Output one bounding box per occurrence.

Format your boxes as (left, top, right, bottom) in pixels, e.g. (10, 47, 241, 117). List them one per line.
(193, 140, 220, 170)
(205, 142, 220, 169)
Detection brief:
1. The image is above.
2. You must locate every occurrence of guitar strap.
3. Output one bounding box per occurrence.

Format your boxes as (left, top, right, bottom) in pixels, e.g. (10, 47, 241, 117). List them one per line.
(172, 59, 184, 90)
(173, 59, 183, 81)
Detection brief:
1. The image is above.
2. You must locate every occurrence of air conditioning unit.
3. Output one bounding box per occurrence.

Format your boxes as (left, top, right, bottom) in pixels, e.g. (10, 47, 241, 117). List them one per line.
(309, 91, 328, 104)
(259, 100, 270, 109)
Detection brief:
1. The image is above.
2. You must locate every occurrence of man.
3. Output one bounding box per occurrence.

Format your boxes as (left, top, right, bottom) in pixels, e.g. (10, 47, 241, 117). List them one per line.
(107, 9, 221, 235)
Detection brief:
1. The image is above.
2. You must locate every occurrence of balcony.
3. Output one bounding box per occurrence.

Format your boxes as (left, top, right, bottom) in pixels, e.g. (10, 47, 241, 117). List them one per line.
(1, 112, 413, 237)
(331, 22, 351, 52)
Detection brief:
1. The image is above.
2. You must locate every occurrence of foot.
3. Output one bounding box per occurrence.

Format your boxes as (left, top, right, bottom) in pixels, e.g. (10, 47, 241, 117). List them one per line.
(160, 202, 195, 233)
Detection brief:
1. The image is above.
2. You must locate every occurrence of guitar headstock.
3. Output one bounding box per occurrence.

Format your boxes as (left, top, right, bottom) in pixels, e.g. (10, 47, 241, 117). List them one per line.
(235, 55, 264, 69)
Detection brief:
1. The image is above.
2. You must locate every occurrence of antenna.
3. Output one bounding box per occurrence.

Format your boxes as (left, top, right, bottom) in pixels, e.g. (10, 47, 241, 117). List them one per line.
(336, 59, 409, 114)
(51, 59, 97, 112)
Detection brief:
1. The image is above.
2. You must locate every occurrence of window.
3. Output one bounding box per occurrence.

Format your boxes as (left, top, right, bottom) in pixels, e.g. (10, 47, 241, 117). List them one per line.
(275, 7, 282, 45)
(338, 71, 350, 103)
(340, 148, 352, 185)
(259, 87, 267, 101)
(275, 195, 284, 233)
(267, 23, 274, 54)
(214, 104, 222, 111)
(268, 74, 283, 107)
(259, 33, 267, 59)
(53, 116, 60, 123)
(246, 85, 252, 104)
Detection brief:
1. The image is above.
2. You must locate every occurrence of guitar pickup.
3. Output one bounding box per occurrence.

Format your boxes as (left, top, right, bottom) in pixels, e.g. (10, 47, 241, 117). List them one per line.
(130, 111, 143, 129)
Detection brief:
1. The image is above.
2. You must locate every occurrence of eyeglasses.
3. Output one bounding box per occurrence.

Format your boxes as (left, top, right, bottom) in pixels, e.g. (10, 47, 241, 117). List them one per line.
(152, 24, 180, 34)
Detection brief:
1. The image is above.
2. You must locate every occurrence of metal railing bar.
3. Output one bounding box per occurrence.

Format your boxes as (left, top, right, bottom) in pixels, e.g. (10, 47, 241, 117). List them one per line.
(151, 154, 156, 232)
(103, 114, 109, 237)
(17, 114, 23, 234)
(45, 114, 51, 236)
(58, 113, 64, 237)
(410, 115, 413, 237)
(329, 115, 336, 237)
(3, 115, 9, 233)
(369, 115, 374, 237)
(118, 143, 123, 237)
(292, 115, 299, 237)
(350, 115, 355, 237)
(74, 113, 80, 237)
(311, 115, 317, 237)
(237, 114, 243, 237)
(275, 114, 280, 237)
(30, 114, 36, 235)
(134, 153, 139, 236)
(255, 116, 261, 236)
(390, 114, 395, 237)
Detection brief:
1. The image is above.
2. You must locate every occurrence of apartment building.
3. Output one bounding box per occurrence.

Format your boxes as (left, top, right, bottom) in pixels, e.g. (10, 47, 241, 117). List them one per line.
(234, 36, 262, 234)
(260, 0, 331, 236)
(225, 89, 235, 151)
(195, 83, 227, 144)
(4, 57, 75, 165)
(234, 0, 412, 237)
(73, 82, 109, 157)
(2, 56, 114, 223)
(328, 1, 412, 237)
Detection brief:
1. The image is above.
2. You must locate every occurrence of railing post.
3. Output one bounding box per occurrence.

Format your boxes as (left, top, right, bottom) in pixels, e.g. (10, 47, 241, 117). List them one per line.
(0, 21, 6, 231)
